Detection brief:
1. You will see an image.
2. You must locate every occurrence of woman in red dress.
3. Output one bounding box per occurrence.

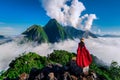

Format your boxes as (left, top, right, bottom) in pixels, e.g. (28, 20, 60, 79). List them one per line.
(76, 38, 92, 74)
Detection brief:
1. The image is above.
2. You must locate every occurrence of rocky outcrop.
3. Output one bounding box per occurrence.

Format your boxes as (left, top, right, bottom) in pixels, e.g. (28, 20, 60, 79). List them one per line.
(27, 60, 106, 80)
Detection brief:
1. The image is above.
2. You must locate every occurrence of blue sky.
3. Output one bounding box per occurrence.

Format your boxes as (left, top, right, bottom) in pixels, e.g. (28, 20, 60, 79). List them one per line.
(80, 0, 120, 33)
(0, 0, 120, 35)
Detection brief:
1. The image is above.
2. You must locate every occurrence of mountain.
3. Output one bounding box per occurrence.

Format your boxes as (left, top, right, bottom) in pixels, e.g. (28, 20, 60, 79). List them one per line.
(44, 19, 73, 43)
(22, 25, 48, 43)
(64, 26, 97, 38)
(22, 19, 97, 43)
(64, 26, 84, 39)
(82, 30, 97, 38)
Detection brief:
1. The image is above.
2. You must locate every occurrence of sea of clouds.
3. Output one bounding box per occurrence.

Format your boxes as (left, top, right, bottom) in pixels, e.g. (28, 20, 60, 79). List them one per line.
(0, 37, 120, 71)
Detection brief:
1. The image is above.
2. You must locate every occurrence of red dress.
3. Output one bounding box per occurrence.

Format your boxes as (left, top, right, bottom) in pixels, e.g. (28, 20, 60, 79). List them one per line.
(76, 42, 92, 68)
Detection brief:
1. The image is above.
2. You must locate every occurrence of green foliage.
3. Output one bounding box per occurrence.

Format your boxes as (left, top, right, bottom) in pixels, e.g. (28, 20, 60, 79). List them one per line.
(22, 19, 74, 43)
(90, 58, 120, 80)
(44, 19, 73, 43)
(109, 61, 120, 80)
(90, 62, 112, 80)
(0, 76, 4, 80)
(49, 50, 76, 65)
(22, 25, 49, 43)
(1, 52, 48, 79)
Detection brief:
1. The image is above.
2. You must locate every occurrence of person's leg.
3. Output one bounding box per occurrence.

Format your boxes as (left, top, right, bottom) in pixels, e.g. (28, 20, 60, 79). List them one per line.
(83, 66, 89, 76)
(83, 66, 89, 72)
(86, 66, 89, 72)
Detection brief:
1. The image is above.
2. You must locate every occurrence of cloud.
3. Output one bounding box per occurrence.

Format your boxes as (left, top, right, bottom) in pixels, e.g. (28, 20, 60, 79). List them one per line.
(1, 37, 120, 70)
(84, 14, 97, 30)
(0, 27, 20, 36)
(41, 0, 97, 30)
(86, 38, 120, 65)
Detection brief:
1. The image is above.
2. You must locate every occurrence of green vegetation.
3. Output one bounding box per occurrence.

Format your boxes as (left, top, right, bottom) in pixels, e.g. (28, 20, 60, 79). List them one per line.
(1, 52, 48, 79)
(48, 50, 76, 65)
(22, 19, 73, 43)
(109, 61, 120, 80)
(44, 19, 73, 43)
(90, 61, 120, 80)
(90, 56, 120, 80)
(21, 19, 98, 44)
(1, 50, 120, 79)
(90, 62, 112, 80)
(22, 25, 49, 43)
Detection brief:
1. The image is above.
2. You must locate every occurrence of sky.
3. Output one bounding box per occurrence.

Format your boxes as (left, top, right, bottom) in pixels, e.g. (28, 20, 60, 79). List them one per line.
(0, 0, 120, 35)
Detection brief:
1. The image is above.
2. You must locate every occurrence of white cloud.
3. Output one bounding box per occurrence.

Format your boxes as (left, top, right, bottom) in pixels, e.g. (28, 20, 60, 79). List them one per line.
(1, 37, 120, 70)
(0, 27, 20, 36)
(84, 14, 97, 30)
(41, 0, 97, 30)
(86, 38, 120, 65)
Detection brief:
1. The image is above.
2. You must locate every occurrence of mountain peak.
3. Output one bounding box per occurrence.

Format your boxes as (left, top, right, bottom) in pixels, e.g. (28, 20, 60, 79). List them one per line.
(22, 25, 48, 43)
(24, 25, 42, 32)
(49, 18, 58, 23)
(44, 19, 59, 29)
(21, 19, 97, 44)
(44, 19, 73, 43)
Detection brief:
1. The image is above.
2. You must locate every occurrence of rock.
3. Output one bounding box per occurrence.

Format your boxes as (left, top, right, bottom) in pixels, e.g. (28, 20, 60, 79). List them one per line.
(19, 72, 29, 80)
(66, 60, 82, 77)
(48, 72, 57, 80)
(28, 68, 42, 80)
(22, 61, 106, 80)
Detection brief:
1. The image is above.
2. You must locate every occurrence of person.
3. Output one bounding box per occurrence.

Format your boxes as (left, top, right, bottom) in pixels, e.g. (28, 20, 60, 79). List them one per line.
(76, 38, 92, 75)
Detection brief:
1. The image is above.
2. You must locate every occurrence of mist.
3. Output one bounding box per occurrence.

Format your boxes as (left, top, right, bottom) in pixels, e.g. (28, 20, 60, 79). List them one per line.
(1, 37, 120, 71)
